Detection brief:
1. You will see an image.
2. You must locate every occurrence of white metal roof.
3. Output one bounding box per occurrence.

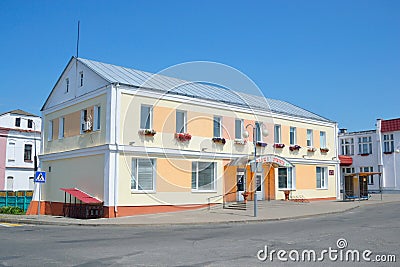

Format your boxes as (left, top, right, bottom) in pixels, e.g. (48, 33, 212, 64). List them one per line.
(77, 57, 333, 123)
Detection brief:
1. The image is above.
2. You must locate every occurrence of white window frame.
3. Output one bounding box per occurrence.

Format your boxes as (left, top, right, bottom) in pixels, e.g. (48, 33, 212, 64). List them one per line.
(213, 116, 222, 138)
(289, 127, 296, 145)
(274, 124, 281, 143)
(79, 71, 84, 87)
(131, 158, 156, 192)
(235, 119, 244, 140)
(58, 117, 65, 139)
(176, 110, 187, 133)
(93, 105, 101, 131)
(383, 134, 394, 153)
(306, 129, 313, 147)
(358, 136, 372, 155)
(360, 166, 374, 184)
(8, 141, 15, 161)
(191, 162, 216, 192)
(316, 167, 328, 189)
(80, 109, 90, 134)
(48, 120, 53, 141)
(255, 122, 262, 142)
(340, 138, 354, 155)
(24, 143, 33, 161)
(277, 167, 295, 190)
(320, 131, 327, 148)
(140, 105, 153, 130)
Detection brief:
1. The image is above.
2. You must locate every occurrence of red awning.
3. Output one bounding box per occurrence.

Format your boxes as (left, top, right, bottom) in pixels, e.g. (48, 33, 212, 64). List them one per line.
(60, 188, 102, 204)
(339, 155, 353, 166)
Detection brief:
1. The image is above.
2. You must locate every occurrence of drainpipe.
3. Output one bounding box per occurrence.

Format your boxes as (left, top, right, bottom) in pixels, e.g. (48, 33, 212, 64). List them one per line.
(377, 119, 384, 188)
(113, 83, 120, 216)
(334, 123, 341, 200)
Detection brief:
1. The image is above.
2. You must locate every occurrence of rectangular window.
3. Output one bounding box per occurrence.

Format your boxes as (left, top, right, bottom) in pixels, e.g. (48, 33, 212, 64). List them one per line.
(306, 129, 313, 147)
(79, 71, 84, 87)
(289, 127, 296, 145)
(316, 167, 328, 189)
(15, 117, 21, 127)
(27, 119, 33, 129)
(66, 78, 69, 92)
(278, 167, 293, 189)
(274, 125, 281, 143)
(255, 122, 262, 142)
(191, 162, 215, 191)
(48, 120, 53, 141)
(213, 116, 222, 138)
(131, 158, 155, 191)
(358, 136, 372, 154)
(140, 105, 152, 129)
(340, 138, 354, 155)
(81, 109, 91, 133)
(29, 177, 34, 190)
(24, 144, 32, 161)
(360, 166, 374, 184)
(7, 177, 13, 191)
(320, 131, 327, 148)
(8, 142, 15, 161)
(94, 105, 101, 131)
(235, 119, 243, 139)
(383, 134, 394, 153)
(59, 117, 65, 139)
(176, 110, 187, 133)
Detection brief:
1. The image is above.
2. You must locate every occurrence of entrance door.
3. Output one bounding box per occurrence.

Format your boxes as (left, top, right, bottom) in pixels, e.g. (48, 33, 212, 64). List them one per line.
(256, 172, 263, 200)
(237, 168, 246, 201)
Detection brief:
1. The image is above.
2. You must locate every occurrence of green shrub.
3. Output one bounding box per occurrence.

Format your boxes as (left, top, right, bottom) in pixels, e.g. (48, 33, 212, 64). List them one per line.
(0, 206, 25, 215)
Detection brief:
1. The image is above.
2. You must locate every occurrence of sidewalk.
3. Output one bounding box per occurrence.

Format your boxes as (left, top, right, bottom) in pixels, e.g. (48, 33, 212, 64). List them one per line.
(1, 194, 399, 227)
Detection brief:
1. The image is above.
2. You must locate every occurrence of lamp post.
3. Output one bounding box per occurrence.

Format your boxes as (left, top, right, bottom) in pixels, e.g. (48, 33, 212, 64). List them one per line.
(243, 122, 268, 217)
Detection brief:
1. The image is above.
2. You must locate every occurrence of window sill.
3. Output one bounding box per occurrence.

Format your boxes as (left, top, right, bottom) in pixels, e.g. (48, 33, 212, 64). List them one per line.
(24, 160, 33, 163)
(191, 190, 217, 193)
(278, 188, 296, 191)
(360, 154, 370, 156)
(383, 152, 393, 155)
(316, 188, 328, 190)
(131, 190, 156, 194)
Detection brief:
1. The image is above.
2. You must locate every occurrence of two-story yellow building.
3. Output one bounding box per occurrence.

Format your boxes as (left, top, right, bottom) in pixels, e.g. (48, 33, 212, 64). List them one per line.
(28, 57, 340, 217)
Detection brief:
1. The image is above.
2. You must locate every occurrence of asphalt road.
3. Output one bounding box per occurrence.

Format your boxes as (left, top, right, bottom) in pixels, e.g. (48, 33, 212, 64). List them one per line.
(0, 203, 399, 267)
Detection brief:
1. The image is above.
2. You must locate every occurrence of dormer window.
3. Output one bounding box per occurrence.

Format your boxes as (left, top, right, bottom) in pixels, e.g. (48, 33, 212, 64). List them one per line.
(79, 71, 84, 87)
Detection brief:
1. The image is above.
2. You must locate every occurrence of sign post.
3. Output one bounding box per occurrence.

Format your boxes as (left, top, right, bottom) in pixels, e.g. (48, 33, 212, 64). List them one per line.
(34, 171, 46, 217)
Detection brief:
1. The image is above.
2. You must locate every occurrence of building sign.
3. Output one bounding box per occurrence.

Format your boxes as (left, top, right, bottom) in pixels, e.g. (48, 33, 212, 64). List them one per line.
(255, 155, 293, 168)
(329, 170, 334, 176)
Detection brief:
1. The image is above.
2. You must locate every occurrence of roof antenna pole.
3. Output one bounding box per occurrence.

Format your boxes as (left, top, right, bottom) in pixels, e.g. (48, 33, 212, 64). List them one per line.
(76, 20, 80, 58)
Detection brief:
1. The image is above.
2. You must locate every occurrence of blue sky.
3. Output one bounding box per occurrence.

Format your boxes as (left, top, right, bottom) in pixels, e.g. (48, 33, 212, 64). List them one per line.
(0, 0, 399, 131)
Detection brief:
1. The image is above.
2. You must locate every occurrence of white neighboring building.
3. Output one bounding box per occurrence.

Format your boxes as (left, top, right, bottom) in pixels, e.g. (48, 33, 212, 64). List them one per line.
(338, 118, 400, 193)
(338, 129, 380, 192)
(0, 110, 41, 191)
(377, 118, 400, 191)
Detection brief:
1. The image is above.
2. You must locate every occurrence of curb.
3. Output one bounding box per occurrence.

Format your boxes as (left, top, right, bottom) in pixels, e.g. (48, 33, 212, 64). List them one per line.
(0, 205, 363, 228)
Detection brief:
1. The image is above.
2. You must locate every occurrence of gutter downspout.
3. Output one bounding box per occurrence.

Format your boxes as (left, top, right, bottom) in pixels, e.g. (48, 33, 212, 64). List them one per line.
(114, 83, 120, 216)
(377, 119, 384, 189)
(334, 123, 341, 200)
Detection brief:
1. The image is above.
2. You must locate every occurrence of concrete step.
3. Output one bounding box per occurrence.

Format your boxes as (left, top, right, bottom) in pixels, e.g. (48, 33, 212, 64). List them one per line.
(224, 202, 247, 211)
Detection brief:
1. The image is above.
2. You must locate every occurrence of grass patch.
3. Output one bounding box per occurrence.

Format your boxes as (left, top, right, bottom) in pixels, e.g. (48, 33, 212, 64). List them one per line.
(0, 206, 25, 215)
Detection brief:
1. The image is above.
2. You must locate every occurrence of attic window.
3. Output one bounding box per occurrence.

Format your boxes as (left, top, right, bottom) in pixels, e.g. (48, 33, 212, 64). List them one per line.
(66, 78, 69, 92)
(15, 117, 21, 127)
(79, 71, 84, 87)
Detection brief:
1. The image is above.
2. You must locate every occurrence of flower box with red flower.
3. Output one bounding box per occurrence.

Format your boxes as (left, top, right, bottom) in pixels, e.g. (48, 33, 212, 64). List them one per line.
(241, 191, 249, 201)
(234, 139, 247, 145)
(138, 129, 156, 136)
(256, 141, 268, 147)
(273, 143, 285, 149)
(175, 132, 192, 142)
(212, 137, 226, 145)
(289, 145, 301, 151)
(320, 148, 330, 153)
(307, 147, 316, 152)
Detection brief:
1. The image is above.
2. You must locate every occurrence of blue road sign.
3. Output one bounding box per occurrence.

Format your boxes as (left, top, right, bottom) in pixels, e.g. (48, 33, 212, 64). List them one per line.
(34, 171, 46, 183)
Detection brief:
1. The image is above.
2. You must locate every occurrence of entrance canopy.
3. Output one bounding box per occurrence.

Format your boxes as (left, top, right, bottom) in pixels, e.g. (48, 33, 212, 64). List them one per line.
(60, 188, 102, 204)
(228, 154, 293, 168)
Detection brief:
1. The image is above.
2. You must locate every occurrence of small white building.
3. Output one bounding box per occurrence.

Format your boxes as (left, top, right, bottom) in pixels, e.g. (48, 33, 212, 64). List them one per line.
(377, 118, 400, 191)
(0, 110, 41, 191)
(338, 118, 400, 193)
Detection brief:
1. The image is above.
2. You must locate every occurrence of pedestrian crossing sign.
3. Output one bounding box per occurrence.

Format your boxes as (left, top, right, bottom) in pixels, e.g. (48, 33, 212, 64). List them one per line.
(34, 171, 46, 183)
